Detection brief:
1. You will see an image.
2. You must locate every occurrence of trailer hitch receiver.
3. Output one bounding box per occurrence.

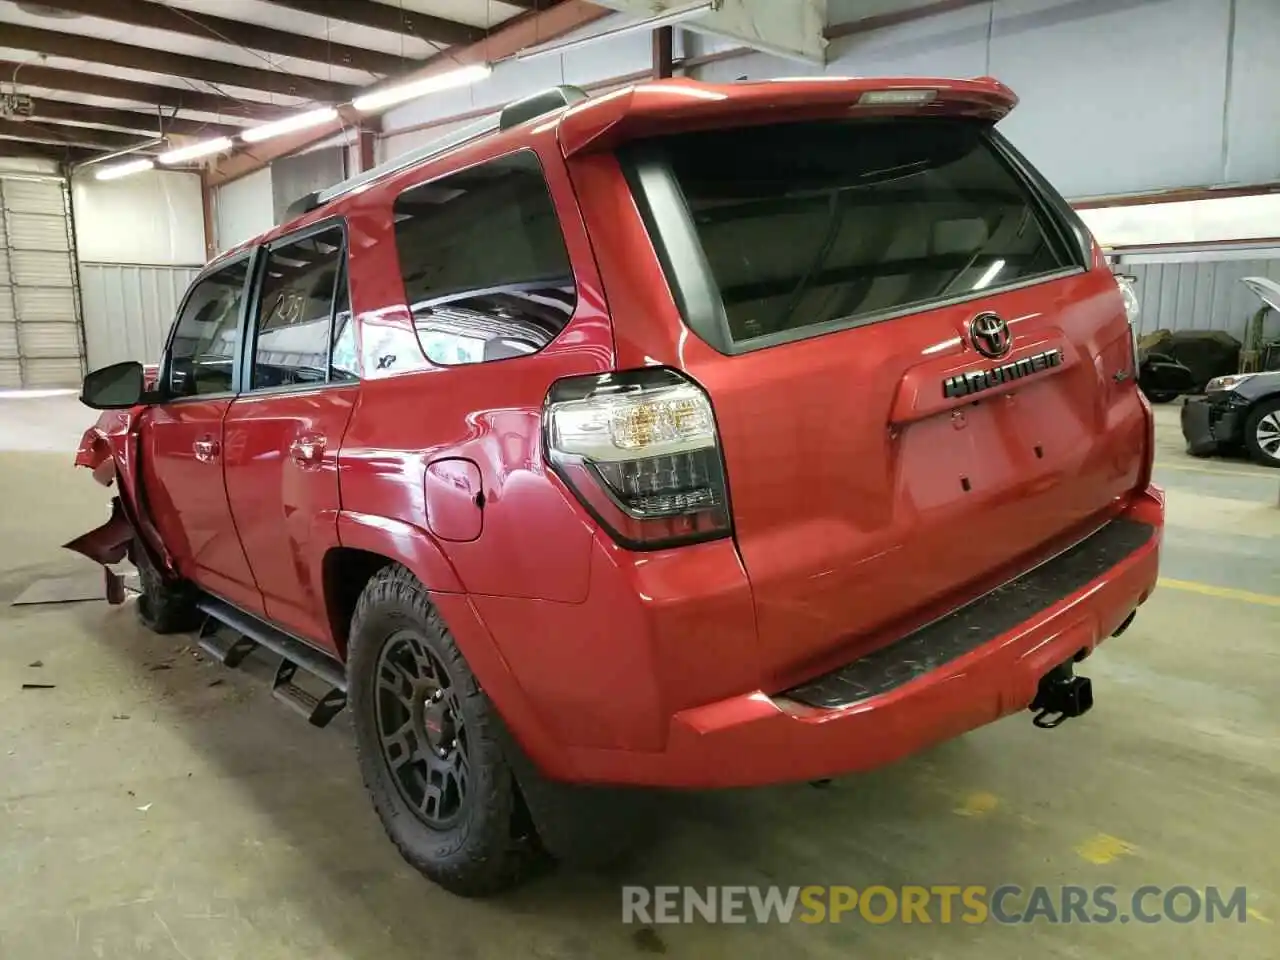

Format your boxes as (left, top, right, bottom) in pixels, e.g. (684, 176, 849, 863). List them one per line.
(1030, 661, 1093, 729)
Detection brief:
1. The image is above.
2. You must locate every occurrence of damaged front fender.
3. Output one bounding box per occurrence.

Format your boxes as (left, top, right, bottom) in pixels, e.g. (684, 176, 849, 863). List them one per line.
(66, 405, 173, 602)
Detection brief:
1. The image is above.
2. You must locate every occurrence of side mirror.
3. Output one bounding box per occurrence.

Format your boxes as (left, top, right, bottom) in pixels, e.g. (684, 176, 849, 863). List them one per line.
(80, 361, 145, 410)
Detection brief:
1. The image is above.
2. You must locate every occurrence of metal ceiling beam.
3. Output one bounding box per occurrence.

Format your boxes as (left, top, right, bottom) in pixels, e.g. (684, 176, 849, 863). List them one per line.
(25, 98, 243, 139)
(261, 0, 485, 47)
(208, 0, 610, 187)
(30, 0, 415, 76)
(0, 60, 292, 122)
(0, 117, 161, 153)
(2, 23, 358, 101)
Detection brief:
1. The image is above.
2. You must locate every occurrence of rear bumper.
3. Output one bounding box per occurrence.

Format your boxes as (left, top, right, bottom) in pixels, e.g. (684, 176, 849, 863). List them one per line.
(554, 485, 1164, 788)
(1181, 395, 1243, 455)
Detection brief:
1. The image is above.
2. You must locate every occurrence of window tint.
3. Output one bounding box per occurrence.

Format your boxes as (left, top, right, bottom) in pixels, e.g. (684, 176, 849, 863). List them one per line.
(251, 227, 345, 389)
(168, 259, 248, 397)
(649, 119, 1072, 345)
(393, 151, 575, 366)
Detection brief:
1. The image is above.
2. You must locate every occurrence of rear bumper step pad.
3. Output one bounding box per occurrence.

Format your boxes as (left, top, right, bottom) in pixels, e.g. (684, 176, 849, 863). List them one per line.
(781, 517, 1155, 710)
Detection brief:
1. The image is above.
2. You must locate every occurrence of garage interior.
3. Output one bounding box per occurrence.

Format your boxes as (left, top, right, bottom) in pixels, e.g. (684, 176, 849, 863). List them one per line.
(1, 0, 1278, 957)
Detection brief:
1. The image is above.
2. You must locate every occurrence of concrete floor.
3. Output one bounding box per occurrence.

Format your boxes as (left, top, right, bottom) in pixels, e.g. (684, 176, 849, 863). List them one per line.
(1, 396, 1277, 959)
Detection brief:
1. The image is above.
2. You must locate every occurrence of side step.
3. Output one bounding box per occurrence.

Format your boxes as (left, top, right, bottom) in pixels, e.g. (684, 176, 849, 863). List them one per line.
(273, 658, 347, 728)
(196, 595, 348, 728)
(197, 618, 260, 667)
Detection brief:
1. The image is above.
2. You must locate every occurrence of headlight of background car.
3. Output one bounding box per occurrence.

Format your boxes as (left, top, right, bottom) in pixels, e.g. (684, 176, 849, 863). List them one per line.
(1205, 373, 1255, 392)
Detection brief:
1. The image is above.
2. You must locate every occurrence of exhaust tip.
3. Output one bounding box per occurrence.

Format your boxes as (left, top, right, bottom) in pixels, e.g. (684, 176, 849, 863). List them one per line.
(1112, 609, 1138, 637)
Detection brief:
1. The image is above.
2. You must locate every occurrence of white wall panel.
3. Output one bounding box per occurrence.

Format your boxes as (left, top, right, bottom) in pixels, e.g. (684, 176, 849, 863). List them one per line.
(80, 263, 200, 370)
(695, 0, 1264, 200)
(71, 169, 205, 266)
(214, 166, 274, 253)
(990, 0, 1230, 198)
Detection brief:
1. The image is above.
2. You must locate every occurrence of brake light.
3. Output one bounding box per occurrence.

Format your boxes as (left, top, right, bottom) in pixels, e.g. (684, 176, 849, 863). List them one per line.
(543, 368, 731, 549)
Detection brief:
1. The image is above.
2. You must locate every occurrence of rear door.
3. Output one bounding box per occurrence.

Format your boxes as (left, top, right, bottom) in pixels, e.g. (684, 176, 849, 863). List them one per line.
(142, 254, 263, 614)
(223, 223, 357, 652)
(615, 117, 1148, 684)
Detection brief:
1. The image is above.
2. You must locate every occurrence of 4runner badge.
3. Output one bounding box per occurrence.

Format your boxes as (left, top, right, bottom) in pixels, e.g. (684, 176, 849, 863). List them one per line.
(943, 349, 1064, 399)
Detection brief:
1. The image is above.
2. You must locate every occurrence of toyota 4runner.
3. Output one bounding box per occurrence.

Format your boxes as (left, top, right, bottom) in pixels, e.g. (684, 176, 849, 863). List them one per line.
(69, 76, 1164, 897)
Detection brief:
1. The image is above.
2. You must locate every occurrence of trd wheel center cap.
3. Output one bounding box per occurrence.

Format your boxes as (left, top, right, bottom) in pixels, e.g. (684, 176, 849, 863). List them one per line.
(414, 685, 454, 752)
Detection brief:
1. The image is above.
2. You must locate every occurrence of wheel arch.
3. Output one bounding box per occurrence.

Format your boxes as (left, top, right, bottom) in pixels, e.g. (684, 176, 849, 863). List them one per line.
(325, 517, 574, 778)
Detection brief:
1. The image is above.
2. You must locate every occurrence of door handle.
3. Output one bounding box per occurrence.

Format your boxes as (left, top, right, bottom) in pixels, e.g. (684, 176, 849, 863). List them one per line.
(289, 434, 327, 465)
(193, 438, 219, 462)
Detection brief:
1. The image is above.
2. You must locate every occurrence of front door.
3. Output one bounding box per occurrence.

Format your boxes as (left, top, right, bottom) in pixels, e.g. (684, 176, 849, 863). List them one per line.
(224, 224, 357, 652)
(142, 254, 264, 614)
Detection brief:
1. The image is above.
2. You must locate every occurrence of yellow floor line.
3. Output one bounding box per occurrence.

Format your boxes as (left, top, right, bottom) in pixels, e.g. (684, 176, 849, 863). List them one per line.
(1159, 578, 1280, 608)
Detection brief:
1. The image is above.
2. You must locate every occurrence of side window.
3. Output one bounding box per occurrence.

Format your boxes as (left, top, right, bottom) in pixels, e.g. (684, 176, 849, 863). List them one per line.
(250, 227, 346, 390)
(167, 259, 248, 397)
(392, 150, 576, 366)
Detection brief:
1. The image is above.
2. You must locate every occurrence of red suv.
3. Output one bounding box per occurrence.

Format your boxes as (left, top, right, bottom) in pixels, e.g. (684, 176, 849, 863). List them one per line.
(70, 76, 1164, 896)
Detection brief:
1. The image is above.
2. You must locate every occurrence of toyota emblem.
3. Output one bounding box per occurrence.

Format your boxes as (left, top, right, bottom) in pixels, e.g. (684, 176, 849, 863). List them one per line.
(969, 313, 1012, 359)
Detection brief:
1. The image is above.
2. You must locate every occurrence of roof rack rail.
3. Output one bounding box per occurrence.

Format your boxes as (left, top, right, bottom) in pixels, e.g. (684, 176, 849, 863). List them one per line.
(499, 85, 588, 131)
(280, 114, 501, 219)
(280, 85, 591, 222)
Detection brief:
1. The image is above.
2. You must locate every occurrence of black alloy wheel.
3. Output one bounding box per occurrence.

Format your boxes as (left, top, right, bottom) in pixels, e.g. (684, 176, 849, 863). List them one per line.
(374, 629, 470, 828)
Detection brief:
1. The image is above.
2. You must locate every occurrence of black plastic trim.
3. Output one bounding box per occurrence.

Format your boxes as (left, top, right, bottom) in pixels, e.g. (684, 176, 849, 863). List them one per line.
(781, 517, 1155, 710)
(197, 593, 347, 692)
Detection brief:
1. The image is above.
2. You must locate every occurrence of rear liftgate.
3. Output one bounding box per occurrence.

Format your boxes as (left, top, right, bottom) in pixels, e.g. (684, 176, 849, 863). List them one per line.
(196, 595, 347, 728)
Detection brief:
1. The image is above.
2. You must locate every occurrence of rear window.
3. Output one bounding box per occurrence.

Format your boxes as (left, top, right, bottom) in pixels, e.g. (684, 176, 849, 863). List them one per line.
(638, 119, 1075, 346)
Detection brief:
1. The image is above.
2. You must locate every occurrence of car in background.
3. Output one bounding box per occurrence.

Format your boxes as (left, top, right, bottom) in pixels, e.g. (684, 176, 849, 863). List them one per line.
(1181, 277, 1280, 467)
(1182, 371, 1280, 466)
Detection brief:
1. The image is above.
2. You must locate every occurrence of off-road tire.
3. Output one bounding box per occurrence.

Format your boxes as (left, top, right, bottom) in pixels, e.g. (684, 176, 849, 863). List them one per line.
(1243, 398, 1280, 468)
(132, 537, 201, 634)
(348, 564, 542, 897)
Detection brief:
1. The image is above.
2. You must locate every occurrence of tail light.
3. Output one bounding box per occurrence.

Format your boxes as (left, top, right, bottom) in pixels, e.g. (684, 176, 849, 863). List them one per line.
(543, 368, 731, 549)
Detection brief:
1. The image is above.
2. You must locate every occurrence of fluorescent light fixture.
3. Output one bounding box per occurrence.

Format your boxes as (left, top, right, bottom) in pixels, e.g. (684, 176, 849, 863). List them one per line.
(516, 0, 714, 63)
(158, 137, 233, 165)
(973, 258, 1006, 290)
(859, 88, 937, 106)
(242, 107, 339, 144)
(95, 158, 155, 181)
(353, 63, 492, 113)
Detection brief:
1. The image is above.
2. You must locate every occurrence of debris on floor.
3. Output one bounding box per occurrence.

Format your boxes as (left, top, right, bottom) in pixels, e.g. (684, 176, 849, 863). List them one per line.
(27, 660, 42, 668)
(21, 683, 55, 690)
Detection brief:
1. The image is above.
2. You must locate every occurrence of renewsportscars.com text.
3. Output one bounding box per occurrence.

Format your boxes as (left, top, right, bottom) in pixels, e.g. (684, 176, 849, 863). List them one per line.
(622, 885, 1251, 926)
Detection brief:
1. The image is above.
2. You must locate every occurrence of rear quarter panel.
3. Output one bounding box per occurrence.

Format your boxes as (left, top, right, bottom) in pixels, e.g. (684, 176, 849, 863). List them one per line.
(336, 132, 616, 603)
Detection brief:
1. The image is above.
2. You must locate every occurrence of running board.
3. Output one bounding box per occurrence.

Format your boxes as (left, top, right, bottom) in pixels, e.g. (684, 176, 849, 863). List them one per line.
(196, 595, 348, 728)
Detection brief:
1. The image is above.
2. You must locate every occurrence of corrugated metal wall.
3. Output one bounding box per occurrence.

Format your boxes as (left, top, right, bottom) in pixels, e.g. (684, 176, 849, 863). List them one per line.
(1125, 258, 1280, 341)
(0, 176, 83, 388)
(80, 263, 201, 370)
